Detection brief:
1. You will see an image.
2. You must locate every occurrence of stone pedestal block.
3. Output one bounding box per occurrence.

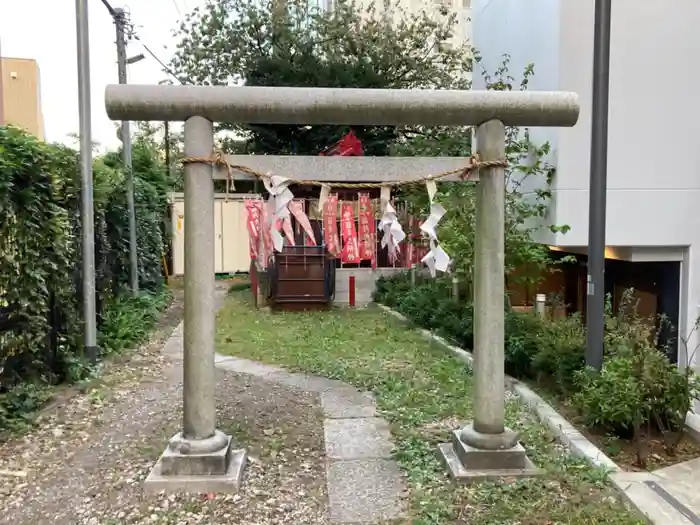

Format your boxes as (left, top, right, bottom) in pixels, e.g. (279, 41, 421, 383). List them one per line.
(144, 431, 247, 494)
(439, 429, 542, 484)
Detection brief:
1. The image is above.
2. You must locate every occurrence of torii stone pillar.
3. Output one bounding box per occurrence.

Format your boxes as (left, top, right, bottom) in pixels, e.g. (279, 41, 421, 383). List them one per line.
(104, 84, 579, 490)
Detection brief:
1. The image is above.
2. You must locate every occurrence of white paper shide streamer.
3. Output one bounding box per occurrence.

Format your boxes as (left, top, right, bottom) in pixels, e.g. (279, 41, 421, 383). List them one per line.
(420, 180, 450, 277)
(378, 186, 405, 260)
(263, 175, 295, 252)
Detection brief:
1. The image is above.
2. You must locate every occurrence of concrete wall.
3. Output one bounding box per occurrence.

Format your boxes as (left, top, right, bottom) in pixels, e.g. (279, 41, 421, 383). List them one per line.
(472, 0, 700, 362)
(334, 268, 408, 306)
(1, 57, 44, 140)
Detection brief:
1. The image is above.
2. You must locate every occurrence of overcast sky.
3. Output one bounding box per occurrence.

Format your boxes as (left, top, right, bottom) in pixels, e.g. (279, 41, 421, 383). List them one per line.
(2, 0, 206, 151)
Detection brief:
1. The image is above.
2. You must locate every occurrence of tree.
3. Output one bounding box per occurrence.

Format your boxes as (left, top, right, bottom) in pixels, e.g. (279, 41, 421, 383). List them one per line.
(170, 0, 472, 155)
(395, 57, 570, 295)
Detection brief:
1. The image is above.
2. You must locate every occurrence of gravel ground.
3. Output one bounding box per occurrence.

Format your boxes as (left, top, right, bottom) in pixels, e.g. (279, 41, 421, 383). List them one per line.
(0, 289, 329, 525)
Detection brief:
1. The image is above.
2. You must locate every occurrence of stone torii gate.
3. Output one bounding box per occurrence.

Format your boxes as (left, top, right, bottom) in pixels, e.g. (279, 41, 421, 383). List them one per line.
(105, 85, 579, 491)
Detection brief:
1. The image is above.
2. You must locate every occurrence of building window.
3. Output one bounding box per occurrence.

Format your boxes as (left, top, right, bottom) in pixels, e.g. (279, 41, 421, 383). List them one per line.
(462, 0, 471, 7)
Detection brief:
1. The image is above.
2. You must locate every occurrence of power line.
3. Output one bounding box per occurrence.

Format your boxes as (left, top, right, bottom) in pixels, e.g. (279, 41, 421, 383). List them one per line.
(132, 36, 183, 84)
(171, 0, 182, 18)
(97, 0, 183, 84)
(99, 0, 118, 18)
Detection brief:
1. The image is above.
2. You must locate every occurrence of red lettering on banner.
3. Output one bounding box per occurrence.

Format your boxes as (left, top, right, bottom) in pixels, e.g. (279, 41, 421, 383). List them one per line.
(340, 202, 361, 264)
(323, 195, 340, 256)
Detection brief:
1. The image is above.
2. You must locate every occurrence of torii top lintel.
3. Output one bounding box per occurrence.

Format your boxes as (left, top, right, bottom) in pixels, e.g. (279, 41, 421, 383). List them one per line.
(104, 85, 580, 128)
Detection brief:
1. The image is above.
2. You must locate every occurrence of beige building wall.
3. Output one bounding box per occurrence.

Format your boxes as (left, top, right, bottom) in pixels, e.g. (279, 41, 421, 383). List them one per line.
(1, 57, 45, 140)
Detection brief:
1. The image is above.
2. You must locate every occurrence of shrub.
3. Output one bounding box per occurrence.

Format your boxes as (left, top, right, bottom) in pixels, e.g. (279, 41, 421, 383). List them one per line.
(531, 313, 586, 392)
(374, 273, 413, 308)
(504, 310, 543, 378)
(572, 291, 700, 466)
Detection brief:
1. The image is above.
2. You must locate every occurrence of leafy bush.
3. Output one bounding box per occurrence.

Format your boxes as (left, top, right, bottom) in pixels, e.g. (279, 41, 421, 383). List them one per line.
(99, 288, 171, 355)
(375, 273, 700, 462)
(0, 125, 172, 433)
(572, 292, 700, 465)
(374, 273, 413, 308)
(375, 275, 475, 348)
(531, 313, 586, 392)
(503, 311, 543, 378)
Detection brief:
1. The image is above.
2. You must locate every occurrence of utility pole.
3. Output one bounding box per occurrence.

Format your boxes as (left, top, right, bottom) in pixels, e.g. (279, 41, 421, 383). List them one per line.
(585, 0, 612, 371)
(114, 7, 139, 295)
(164, 121, 171, 178)
(76, 0, 99, 363)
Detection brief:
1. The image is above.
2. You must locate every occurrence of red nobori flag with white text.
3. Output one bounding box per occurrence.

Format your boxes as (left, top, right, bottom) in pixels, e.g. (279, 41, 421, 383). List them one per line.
(245, 199, 262, 260)
(323, 195, 340, 256)
(340, 201, 361, 264)
(358, 194, 375, 266)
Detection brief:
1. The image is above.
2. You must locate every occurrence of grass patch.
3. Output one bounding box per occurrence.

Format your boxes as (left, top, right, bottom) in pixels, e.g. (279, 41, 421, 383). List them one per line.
(216, 294, 645, 525)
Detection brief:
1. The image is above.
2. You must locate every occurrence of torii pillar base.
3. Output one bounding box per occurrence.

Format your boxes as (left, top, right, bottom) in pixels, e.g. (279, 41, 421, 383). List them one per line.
(143, 432, 248, 494)
(438, 427, 541, 484)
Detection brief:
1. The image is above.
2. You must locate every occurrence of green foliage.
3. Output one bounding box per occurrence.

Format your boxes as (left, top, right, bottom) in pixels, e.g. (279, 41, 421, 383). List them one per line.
(375, 274, 474, 347)
(99, 288, 172, 355)
(171, 0, 472, 155)
(0, 126, 79, 386)
(0, 287, 171, 439)
(530, 313, 586, 392)
(375, 275, 700, 464)
(396, 57, 565, 294)
(0, 125, 172, 434)
(572, 291, 700, 465)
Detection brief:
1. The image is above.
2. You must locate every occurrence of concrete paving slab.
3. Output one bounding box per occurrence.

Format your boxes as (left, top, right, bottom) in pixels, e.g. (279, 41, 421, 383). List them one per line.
(610, 470, 698, 525)
(214, 355, 283, 377)
(326, 458, 406, 523)
(324, 418, 393, 460)
(267, 372, 346, 393)
(321, 388, 377, 419)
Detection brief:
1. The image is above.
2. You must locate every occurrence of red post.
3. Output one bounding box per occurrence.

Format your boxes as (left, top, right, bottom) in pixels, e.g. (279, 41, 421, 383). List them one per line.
(348, 275, 356, 307)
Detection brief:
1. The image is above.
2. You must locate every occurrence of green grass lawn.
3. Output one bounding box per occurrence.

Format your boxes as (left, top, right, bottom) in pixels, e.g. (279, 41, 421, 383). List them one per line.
(216, 293, 645, 525)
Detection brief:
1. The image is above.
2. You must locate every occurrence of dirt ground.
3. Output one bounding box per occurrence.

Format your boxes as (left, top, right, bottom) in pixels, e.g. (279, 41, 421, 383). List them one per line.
(0, 288, 329, 525)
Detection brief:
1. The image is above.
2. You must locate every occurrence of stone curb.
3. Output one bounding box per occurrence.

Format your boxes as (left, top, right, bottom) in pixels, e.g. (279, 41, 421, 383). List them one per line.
(376, 304, 622, 473)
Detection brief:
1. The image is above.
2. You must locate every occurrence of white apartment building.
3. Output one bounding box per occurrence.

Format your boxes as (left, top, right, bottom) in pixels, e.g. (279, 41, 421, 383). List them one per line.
(472, 0, 700, 363)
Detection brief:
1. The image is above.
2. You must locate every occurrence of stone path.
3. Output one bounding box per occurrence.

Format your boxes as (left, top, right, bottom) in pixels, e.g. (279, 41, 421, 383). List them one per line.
(160, 289, 407, 523)
(213, 355, 407, 524)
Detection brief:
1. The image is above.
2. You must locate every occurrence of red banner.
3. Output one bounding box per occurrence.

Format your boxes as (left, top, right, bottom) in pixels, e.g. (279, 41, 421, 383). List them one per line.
(323, 195, 340, 256)
(289, 200, 316, 245)
(340, 202, 361, 264)
(245, 199, 262, 260)
(358, 194, 376, 267)
(259, 201, 274, 266)
(282, 217, 295, 246)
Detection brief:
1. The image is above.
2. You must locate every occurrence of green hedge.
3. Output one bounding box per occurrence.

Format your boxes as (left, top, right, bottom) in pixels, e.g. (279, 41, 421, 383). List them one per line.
(0, 125, 171, 392)
(374, 273, 700, 454)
